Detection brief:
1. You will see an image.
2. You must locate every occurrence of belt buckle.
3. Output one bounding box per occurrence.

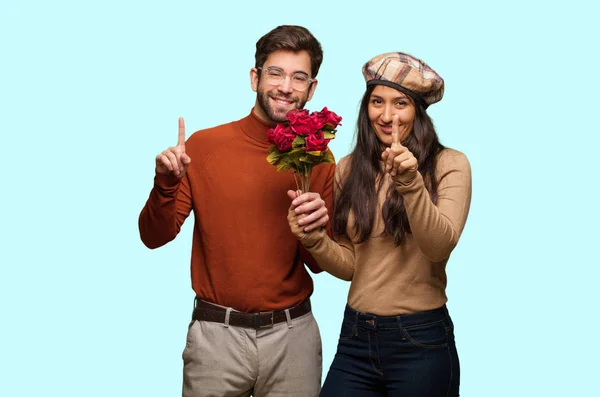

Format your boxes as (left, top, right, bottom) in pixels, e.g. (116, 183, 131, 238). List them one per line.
(254, 311, 274, 329)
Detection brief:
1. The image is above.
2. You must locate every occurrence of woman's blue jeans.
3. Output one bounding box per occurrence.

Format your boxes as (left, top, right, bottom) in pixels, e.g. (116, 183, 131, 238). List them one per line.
(320, 304, 460, 396)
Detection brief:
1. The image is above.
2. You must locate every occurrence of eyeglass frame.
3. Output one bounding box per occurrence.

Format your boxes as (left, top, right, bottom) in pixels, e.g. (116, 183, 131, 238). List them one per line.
(256, 66, 315, 91)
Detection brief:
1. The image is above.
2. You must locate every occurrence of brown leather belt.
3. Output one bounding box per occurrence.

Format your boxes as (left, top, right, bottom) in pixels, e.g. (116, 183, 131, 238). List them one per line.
(192, 299, 311, 329)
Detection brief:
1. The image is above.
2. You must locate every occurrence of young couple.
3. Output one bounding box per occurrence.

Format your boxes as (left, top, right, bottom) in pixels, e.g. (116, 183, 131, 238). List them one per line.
(139, 24, 471, 397)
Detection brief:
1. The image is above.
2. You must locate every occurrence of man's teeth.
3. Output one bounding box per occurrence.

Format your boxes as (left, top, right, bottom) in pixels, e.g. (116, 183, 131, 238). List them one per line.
(273, 98, 292, 105)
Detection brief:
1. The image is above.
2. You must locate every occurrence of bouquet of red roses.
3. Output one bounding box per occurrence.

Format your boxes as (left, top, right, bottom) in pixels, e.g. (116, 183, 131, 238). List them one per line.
(266, 107, 342, 193)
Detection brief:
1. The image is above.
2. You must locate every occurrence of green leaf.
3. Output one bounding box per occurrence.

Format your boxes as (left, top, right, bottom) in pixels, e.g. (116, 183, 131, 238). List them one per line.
(266, 146, 284, 165)
(320, 155, 334, 164)
(292, 136, 306, 148)
(277, 159, 292, 172)
(299, 155, 315, 164)
(310, 151, 334, 166)
(305, 150, 323, 157)
(289, 147, 305, 163)
(323, 131, 336, 139)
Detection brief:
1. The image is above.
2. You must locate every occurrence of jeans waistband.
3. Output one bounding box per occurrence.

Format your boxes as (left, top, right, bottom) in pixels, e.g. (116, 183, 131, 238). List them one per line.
(343, 304, 453, 330)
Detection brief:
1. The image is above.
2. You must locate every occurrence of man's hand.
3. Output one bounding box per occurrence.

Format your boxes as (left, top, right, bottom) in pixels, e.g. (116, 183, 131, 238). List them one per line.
(155, 117, 192, 178)
(287, 190, 329, 233)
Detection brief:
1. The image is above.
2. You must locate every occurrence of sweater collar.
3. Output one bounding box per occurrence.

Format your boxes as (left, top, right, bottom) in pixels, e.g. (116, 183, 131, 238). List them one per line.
(239, 108, 274, 146)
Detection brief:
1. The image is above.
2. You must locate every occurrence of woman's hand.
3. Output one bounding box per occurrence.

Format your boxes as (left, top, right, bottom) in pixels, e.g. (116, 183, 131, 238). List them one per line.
(382, 115, 418, 184)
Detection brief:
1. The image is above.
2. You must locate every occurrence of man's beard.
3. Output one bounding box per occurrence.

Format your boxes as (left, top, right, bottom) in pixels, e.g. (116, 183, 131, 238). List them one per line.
(256, 89, 308, 123)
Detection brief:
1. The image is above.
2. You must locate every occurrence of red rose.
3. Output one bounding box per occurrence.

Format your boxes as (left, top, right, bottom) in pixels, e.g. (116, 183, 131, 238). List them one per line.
(305, 130, 330, 152)
(286, 109, 309, 125)
(325, 110, 342, 127)
(287, 109, 316, 136)
(311, 107, 342, 129)
(290, 116, 316, 136)
(267, 124, 295, 151)
(309, 113, 325, 130)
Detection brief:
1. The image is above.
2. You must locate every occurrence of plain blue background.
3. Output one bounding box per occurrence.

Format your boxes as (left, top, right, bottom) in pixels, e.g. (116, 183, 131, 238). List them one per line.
(1, 0, 598, 395)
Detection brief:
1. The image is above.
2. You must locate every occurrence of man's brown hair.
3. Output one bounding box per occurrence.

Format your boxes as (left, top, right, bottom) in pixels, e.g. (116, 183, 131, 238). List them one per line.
(255, 25, 323, 78)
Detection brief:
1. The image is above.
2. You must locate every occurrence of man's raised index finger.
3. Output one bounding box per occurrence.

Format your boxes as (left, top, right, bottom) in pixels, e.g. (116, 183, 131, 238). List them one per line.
(178, 117, 186, 146)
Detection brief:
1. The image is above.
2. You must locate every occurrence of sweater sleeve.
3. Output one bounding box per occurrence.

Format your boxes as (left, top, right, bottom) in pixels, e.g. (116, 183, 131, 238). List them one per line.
(296, 227, 355, 281)
(138, 172, 193, 249)
(291, 160, 355, 280)
(298, 156, 336, 274)
(394, 150, 472, 262)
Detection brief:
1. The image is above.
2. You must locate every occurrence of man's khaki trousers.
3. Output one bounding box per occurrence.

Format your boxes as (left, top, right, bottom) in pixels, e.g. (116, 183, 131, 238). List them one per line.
(182, 307, 322, 397)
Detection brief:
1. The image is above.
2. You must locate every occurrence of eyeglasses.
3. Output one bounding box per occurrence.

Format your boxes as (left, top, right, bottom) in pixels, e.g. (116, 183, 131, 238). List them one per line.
(257, 66, 314, 91)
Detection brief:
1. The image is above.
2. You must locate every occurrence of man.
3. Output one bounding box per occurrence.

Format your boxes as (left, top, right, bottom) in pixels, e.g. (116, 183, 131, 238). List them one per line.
(138, 25, 334, 397)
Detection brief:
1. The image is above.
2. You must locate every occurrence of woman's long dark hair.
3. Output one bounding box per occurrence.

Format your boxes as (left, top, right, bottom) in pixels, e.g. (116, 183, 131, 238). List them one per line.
(333, 84, 445, 245)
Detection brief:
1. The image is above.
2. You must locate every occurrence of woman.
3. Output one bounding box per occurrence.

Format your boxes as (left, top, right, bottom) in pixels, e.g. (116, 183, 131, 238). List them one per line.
(288, 52, 472, 396)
